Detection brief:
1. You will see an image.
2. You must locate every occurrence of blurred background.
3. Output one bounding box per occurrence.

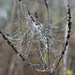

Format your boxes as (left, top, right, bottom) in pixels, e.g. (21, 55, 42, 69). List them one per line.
(0, 0, 75, 75)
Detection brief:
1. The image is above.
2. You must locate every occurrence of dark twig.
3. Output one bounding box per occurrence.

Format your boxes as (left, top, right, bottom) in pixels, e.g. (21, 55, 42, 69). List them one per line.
(52, 2, 72, 73)
(0, 30, 40, 75)
(44, 0, 48, 8)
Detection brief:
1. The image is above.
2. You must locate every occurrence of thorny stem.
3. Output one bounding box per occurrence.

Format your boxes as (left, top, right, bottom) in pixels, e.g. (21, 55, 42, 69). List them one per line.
(0, 29, 40, 75)
(52, 2, 72, 73)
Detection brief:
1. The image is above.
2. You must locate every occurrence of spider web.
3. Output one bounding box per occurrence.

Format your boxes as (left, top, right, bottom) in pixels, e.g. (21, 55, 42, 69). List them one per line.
(0, 0, 69, 73)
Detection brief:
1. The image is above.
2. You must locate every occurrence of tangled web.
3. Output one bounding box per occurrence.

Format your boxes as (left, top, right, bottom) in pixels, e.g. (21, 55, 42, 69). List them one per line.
(0, 0, 71, 73)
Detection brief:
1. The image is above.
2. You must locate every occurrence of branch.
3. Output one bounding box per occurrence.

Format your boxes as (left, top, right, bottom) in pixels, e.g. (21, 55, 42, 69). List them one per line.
(52, 2, 72, 73)
(0, 29, 40, 75)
